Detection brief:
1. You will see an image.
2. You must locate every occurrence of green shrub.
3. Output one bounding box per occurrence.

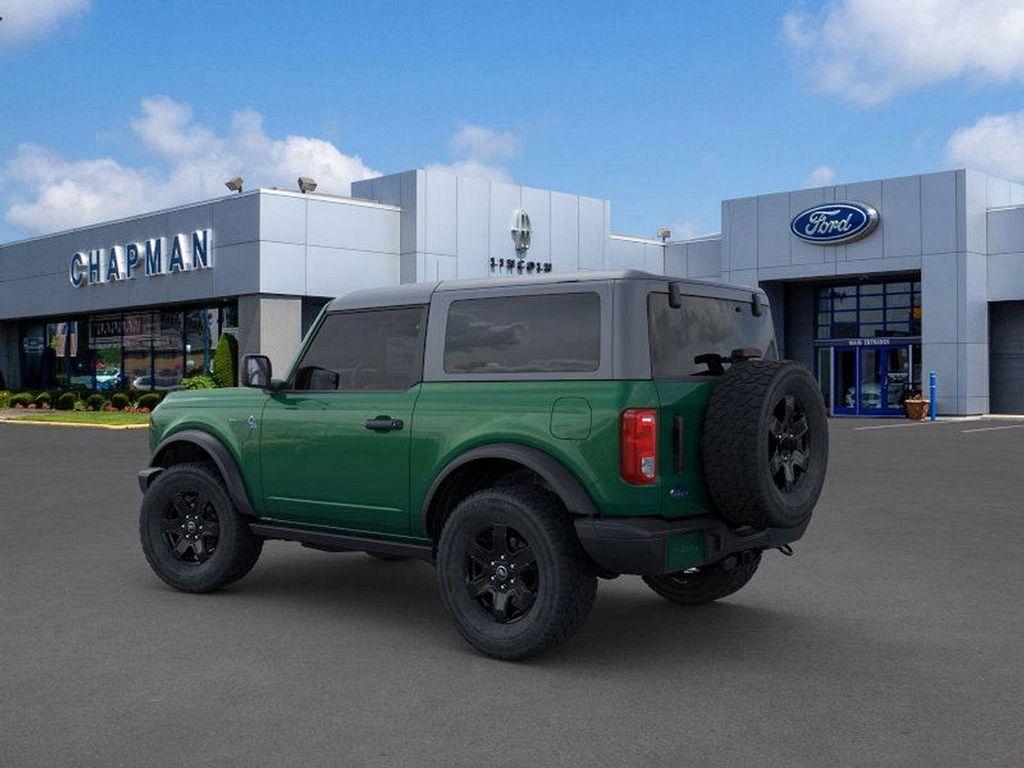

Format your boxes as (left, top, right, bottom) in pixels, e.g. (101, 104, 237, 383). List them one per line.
(182, 374, 217, 390)
(137, 393, 162, 411)
(35, 392, 53, 408)
(213, 332, 239, 388)
(56, 392, 77, 410)
(10, 392, 32, 407)
(110, 392, 130, 410)
(73, 399, 87, 411)
(0, 391, 10, 408)
(86, 394, 106, 411)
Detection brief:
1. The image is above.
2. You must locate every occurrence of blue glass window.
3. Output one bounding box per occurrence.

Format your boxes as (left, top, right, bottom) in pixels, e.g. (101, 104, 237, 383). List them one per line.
(814, 278, 921, 340)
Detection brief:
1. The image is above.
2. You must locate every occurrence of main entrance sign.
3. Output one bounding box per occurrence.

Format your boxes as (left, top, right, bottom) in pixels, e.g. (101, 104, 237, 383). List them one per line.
(69, 229, 212, 287)
(790, 202, 878, 245)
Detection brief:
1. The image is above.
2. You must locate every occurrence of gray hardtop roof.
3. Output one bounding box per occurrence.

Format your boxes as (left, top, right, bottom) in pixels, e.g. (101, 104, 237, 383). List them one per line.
(325, 270, 762, 311)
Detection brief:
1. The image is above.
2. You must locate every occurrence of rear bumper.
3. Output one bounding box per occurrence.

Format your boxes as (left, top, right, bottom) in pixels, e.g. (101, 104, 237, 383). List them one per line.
(574, 515, 809, 576)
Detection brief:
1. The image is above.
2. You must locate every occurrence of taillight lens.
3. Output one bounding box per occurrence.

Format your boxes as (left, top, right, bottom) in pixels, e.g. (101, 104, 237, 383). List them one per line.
(621, 408, 657, 485)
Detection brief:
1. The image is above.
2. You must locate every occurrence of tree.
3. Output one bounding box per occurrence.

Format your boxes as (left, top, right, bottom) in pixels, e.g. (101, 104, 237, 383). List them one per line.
(213, 332, 239, 387)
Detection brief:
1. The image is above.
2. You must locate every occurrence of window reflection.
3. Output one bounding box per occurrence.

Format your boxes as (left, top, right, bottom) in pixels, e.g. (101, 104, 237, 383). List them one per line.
(17, 302, 235, 391)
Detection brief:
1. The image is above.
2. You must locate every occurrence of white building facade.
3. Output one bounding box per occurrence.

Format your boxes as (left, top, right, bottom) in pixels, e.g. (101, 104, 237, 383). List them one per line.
(1, 167, 1023, 415)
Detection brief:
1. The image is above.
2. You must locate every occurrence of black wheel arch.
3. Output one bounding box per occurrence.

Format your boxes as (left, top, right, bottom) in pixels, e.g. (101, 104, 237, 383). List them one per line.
(145, 429, 258, 518)
(420, 443, 599, 540)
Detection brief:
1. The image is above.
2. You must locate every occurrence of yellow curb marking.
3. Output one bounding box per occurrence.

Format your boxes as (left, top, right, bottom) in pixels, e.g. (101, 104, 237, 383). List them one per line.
(0, 419, 148, 430)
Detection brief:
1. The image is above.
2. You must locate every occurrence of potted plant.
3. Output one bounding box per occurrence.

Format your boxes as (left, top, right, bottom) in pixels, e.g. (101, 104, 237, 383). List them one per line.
(904, 390, 929, 420)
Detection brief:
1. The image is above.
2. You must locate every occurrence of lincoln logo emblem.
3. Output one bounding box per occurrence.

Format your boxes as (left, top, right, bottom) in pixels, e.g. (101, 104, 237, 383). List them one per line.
(510, 208, 531, 254)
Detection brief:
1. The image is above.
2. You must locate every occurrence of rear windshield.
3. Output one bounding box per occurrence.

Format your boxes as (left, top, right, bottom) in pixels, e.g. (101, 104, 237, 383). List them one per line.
(648, 292, 777, 377)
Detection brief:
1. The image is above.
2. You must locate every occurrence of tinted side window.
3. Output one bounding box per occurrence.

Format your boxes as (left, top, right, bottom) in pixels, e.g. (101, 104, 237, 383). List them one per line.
(648, 292, 777, 377)
(444, 293, 600, 374)
(293, 307, 426, 391)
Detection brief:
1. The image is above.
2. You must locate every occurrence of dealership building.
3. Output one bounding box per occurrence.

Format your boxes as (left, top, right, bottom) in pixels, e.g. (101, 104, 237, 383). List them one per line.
(1, 167, 1023, 416)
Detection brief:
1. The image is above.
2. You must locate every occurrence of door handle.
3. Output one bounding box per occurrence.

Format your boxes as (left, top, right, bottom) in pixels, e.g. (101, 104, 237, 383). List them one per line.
(364, 415, 404, 432)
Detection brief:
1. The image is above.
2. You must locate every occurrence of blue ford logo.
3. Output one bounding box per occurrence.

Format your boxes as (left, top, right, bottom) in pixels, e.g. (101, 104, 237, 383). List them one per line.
(790, 202, 879, 245)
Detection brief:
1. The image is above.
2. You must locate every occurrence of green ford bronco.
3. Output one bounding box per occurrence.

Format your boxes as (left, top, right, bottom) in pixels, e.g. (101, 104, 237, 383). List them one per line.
(139, 270, 828, 659)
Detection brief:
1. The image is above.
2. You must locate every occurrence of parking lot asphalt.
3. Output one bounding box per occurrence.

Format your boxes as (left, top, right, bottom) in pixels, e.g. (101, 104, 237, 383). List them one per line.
(1, 418, 1023, 768)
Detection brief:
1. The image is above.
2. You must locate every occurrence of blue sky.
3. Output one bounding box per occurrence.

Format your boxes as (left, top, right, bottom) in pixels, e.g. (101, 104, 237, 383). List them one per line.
(2, 0, 1024, 244)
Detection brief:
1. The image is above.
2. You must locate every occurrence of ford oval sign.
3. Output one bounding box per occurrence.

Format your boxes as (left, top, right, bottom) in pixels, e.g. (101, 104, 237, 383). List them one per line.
(790, 202, 879, 245)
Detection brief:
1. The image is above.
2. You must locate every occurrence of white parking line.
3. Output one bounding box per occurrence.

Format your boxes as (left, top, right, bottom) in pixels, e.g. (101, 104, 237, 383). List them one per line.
(854, 422, 933, 430)
(961, 424, 1024, 434)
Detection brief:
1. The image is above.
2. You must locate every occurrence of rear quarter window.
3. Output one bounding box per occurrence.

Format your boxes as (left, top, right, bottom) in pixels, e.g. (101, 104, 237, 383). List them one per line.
(648, 292, 777, 377)
(444, 293, 600, 373)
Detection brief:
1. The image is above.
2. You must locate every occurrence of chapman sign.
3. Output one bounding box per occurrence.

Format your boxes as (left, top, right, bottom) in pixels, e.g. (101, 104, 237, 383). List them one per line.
(69, 229, 212, 287)
(790, 202, 878, 245)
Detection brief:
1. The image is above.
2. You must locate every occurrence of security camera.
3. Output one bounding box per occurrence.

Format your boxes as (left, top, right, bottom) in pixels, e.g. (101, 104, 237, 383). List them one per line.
(298, 177, 318, 194)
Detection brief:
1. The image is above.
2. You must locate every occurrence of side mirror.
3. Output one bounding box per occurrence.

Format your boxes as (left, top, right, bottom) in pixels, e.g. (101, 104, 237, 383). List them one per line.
(668, 281, 683, 309)
(242, 354, 272, 388)
(752, 292, 765, 317)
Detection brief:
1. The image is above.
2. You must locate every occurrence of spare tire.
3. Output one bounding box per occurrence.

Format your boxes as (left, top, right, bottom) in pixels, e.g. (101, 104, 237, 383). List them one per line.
(701, 360, 828, 529)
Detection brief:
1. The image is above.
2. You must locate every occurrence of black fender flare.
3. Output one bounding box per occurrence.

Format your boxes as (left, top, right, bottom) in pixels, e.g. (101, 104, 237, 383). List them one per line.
(145, 429, 258, 518)
(420, 443, 599, 534)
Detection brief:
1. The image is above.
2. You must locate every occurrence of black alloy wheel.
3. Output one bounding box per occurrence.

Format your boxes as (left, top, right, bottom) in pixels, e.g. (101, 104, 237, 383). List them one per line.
(465, 522, 538, 623)
(436, 486, 597, 660)
(767, 394, 810, 493)
(701, 359, 829, 529)
(162, 489, 220, 564)
(139, 462, 263, 593)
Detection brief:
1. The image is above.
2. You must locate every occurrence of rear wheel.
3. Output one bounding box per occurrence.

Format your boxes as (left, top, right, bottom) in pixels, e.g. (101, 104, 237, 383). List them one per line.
(643, 550, 761, 605)
(436, 486, 597, 660)
(139, 462, 262, 593)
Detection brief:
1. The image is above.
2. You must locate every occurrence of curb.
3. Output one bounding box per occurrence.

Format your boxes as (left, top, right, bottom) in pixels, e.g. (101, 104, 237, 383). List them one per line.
(0, 419, 148, 431)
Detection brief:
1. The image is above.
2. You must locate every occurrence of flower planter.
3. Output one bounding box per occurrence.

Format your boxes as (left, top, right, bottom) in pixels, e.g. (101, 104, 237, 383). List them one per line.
(905, 399, 930, 420)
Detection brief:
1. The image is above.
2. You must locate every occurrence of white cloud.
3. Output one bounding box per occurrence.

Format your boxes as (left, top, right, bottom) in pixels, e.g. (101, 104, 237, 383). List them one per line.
(0, 0, 89, 46)
(783, 0, 1024, 104)
(1, 95, 379, 234)
(448, 124, 518, 162)
(947, 110, 1024, 178)
(805, 165, 836, 186)
(427, 123, 518, 181)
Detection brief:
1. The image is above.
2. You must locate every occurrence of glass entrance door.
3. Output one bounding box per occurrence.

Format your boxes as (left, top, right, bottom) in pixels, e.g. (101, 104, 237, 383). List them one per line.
(832, 344, 911, 416)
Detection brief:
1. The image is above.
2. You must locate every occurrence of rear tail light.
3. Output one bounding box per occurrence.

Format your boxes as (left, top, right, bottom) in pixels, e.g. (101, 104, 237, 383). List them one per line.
(621, 408, 657, 485)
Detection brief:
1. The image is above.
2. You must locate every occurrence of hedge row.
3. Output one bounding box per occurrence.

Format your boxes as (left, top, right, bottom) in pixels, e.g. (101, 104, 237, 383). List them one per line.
(0, 388, 167, 412)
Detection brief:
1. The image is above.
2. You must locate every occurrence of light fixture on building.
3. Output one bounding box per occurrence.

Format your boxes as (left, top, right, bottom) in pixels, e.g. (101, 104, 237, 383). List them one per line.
(658, 227, 671, 242)
(298, 177, 318, 194)
(225, 177, 244, 194)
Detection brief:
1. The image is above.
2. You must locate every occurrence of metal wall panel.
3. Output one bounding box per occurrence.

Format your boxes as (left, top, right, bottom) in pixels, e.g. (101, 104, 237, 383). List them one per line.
(549, 191, 581, 273)
(424, 171, 458, 256)
(920, 171, 958, 256)
(454, 175, 490, 279)
(578, 196, 606, 270)
(881, 175, 922, 259)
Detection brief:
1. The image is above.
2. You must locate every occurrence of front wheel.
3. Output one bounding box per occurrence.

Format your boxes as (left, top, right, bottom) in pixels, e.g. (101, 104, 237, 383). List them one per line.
(642, 550, 761, 606)
(436, 486, 597, 660)
(139, 462, 263, 593)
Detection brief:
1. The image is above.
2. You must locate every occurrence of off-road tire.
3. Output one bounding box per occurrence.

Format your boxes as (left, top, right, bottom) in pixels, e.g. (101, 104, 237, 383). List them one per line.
(643, 550, 762, 605)
(139, 462, 263, 593)
(436, 486, 597, 660)
(702, 360, 828, 529)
